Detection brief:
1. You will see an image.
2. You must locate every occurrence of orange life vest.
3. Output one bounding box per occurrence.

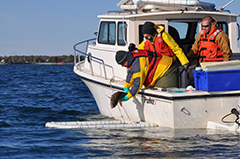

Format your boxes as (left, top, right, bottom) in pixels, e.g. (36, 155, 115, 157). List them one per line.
(198, 26, 223, 62)
(143, 33, 175, 57)
(130, 50, 162, 86)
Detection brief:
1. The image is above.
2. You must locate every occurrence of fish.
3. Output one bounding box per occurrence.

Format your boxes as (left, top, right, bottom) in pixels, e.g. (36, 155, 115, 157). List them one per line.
(110, 91, 127, 109)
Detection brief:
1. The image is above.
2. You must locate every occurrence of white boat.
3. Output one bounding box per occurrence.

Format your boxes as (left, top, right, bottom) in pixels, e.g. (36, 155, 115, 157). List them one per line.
(71, 0, 240, 131)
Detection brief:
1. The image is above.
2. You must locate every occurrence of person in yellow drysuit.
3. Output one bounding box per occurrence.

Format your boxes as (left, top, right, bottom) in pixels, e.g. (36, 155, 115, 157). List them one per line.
(115, 47, 179, 102)
(138, 21, 189, 69)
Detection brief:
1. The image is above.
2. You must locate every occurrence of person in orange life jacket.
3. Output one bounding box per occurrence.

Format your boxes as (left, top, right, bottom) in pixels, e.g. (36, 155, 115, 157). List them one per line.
(187, 16, 232, 62)
(115, 45, 179, 102)
(187, 16, 232, 86)
(138, 22, 189, 71)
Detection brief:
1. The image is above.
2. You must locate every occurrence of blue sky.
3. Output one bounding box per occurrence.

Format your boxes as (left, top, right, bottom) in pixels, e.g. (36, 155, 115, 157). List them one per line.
(0, 0, 239, 56)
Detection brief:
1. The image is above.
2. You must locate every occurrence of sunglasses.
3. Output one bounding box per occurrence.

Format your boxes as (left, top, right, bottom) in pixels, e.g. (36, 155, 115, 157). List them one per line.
(202, 24, 210, 28)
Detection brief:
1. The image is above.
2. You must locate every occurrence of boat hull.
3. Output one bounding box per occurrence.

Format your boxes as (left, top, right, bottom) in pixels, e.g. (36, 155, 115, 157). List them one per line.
(75, 66, 239, 129)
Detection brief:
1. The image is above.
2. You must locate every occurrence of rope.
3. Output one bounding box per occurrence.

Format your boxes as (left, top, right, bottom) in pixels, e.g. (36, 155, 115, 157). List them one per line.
(109, 76, 126, 121)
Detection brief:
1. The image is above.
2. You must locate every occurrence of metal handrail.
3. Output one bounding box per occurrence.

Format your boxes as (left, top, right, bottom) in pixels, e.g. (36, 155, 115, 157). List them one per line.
(73, 38, 96, 64)
(73, 38, 115, 79)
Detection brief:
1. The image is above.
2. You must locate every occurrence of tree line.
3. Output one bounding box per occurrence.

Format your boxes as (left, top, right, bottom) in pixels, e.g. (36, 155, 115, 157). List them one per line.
(0, 55, 75, 64)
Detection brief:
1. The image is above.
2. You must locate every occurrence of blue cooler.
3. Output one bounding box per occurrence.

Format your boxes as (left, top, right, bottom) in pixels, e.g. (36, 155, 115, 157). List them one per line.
(193, 69, 240, 92)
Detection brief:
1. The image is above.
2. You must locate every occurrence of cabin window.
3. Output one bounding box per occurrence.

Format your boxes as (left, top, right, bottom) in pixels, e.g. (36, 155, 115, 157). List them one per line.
(98, 21, 116, 45)
(169, 22, 188, 39)
(238, 23, 240, 41)
(118, 22, 127, 46)
(138, 25, 143, 45)
(217, 22, 228, 35)
(195, 23, 199, 39)
(169, 22, 198, 53)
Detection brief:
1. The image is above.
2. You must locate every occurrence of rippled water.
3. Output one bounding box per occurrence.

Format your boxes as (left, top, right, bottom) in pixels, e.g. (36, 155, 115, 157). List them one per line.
(0, 65, 239, 158)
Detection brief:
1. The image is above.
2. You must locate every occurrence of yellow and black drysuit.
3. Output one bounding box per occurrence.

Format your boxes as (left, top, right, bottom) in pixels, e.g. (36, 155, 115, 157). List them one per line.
(123, 49, 178, 100)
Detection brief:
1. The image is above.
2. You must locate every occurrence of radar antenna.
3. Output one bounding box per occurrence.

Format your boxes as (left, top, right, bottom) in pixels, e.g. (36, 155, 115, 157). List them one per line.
(219, 0, 235, 12)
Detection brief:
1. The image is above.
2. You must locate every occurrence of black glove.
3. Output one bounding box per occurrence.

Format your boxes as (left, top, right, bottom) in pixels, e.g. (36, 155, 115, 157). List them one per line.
(128, 43, 137, 52)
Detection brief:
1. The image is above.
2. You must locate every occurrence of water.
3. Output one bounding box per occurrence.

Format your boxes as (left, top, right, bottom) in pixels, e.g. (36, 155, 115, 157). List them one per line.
(0, 65, 239, 158)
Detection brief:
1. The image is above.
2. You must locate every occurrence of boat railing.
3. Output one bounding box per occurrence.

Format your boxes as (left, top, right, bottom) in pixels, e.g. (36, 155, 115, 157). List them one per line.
(73, 38, 115, 79)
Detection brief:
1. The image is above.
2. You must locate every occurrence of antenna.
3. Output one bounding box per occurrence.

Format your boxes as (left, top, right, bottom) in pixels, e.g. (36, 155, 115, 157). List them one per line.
(219, 0, 235, 12)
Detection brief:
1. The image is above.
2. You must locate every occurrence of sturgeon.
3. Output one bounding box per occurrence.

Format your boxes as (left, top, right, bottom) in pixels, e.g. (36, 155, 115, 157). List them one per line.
(110, 91, 127, 109)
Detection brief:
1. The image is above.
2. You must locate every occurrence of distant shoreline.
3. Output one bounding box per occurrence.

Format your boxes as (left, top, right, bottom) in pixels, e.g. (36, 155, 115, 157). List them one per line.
(0, 55, 76, 65)
(35, 62, 74, 65)
(0, 62, 74, 65)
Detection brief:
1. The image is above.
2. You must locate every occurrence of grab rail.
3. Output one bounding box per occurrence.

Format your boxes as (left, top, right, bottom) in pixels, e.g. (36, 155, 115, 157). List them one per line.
(73, 38, 114, 79)
(73, 38, 96, 64)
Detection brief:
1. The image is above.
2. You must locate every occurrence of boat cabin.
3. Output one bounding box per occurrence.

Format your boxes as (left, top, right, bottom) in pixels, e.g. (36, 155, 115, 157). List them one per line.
(96, 1, 240, 58)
